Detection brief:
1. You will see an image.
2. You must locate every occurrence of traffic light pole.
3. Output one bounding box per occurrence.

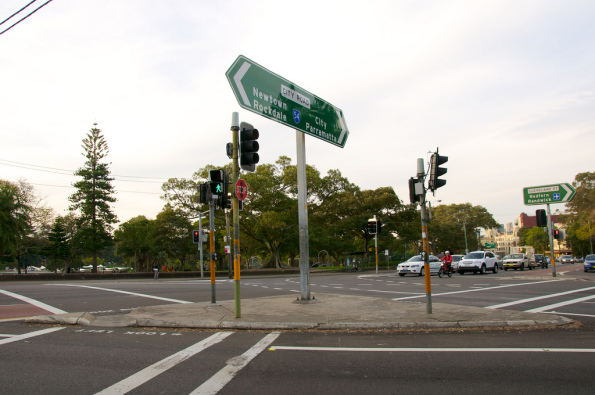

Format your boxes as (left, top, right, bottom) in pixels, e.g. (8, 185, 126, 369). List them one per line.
(209, 197, 216, 304)
(546, 203, 556, 278)
(418, 158, 432, 314)
(231, 113, 241, 317)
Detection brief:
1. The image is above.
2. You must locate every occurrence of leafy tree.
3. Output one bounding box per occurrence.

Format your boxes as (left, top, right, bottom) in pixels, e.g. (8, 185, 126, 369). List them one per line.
(525, 226, 549, 254)
(154, 205, 193, 271)
(430, 203, 498, 254)
(562, 171, 595, 255)
(114, 216, 156, 271)
(0, 180, 31, 259)
(69, 124, 117, 273)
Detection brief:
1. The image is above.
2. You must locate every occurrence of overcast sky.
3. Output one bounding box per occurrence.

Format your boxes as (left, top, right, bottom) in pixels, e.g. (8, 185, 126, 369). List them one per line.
(1, 0, 594, 228)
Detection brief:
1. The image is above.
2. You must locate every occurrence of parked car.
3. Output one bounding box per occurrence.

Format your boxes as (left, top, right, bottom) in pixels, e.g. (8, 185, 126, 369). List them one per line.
(451, 254, 464, 270)
(396, 255, 440, 277)
(560, 255, 574, 264)
(584, 255, 595, 272)
(458, 251, 499, 274)
(503, 253, 537, 270)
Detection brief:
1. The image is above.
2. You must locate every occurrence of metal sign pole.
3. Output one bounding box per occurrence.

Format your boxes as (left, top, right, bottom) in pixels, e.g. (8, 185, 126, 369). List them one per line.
(297, 130, 310, 300)
(546, 204, 556, 278)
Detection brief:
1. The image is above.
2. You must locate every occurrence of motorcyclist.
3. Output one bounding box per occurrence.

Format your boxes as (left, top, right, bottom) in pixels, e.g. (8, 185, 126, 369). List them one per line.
(441, 251, 453, 272)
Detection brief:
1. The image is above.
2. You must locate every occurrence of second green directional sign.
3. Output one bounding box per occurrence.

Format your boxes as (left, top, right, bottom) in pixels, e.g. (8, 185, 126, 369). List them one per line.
(226, 55, 349, 148)
(523, 183, 576, 205)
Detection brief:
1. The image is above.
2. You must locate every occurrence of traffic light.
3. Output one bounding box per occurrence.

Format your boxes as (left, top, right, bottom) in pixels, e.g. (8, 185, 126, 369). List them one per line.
(553, 229, 560, 239)
(409, 177, 420, 203)
(377, 219, 382, 235)
(209, 169, 224, 196)
(536, 209, 547, 227)
(239, 121, 259, 172)
(224, 193, 232, 210)
(428, 150, 448, 191)
(367, 219, 377, 235)
(192, 230, 200, 244)
(198, 183, 209, 204)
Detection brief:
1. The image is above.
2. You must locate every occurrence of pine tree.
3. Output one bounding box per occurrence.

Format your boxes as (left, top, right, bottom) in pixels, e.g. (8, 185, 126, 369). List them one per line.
(45, 216, 71, 272)
(69, 124, 117, 273)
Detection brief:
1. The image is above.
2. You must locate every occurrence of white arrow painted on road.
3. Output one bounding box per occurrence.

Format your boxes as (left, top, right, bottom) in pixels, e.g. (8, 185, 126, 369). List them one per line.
(233, 61, 251, 107)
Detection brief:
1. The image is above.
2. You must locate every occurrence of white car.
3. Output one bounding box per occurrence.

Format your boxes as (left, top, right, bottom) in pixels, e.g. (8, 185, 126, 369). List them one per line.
(397, 255, 441, 277)
(458, 251, 499, 274)
(451, 254, 464, 270)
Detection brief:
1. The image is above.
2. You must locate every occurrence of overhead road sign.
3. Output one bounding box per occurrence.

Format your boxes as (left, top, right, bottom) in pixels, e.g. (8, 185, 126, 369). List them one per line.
(523, 183, 576, 205)
(225, 55, 349, 148)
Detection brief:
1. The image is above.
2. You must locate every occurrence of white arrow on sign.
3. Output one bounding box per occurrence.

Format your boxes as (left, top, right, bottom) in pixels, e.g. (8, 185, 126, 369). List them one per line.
(561, 183, 573, 202)
(233, 61, 251, 107)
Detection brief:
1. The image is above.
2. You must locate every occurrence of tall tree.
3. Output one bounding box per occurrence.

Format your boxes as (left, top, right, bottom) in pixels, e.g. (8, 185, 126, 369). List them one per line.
(114, 215, 156, 271)
(69, 124, 117, 273)
(0, 180, 32, 262)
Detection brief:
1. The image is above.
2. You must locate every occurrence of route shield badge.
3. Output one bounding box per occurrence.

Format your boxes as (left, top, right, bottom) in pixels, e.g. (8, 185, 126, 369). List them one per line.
(292, 109, 301, 124)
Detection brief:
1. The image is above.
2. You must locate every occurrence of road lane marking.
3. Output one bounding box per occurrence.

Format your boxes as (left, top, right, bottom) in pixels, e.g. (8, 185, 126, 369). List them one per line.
(525, 294, 595, 313)
(0, 327, 65, 346)
(96, 332, 233, 395)
(0, 289, 67, 314)
(190, 332, 280, 395)
(391, 280, 557, 301)
(51, 284, 192, 304)
(269, 345, 595, 353)
(545, 311, 595, 318)
(486, 286, 595, 309)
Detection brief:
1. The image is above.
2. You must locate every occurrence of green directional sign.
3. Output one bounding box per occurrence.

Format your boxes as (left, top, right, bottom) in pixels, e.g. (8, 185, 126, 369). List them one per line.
(225, 55, 349, 148)
(523, 183, 576, 205)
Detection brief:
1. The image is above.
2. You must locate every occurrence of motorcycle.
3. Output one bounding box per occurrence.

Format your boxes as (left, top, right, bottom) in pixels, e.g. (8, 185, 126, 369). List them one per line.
(438, 261, 453, 278)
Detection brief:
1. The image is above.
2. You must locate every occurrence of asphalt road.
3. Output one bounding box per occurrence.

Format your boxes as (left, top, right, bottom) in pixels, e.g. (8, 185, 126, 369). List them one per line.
(1, 265, 594, 394)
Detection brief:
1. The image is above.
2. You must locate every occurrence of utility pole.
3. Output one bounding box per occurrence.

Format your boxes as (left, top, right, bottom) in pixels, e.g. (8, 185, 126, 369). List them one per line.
(418, 158, 432, 314)
(231, 112, 241, 317)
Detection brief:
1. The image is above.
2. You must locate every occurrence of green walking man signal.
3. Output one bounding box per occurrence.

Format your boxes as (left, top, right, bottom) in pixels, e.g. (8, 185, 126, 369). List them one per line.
(209, 169, 224, 196)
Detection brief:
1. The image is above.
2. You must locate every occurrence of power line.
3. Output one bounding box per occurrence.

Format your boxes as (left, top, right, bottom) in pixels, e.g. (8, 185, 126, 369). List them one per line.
(0, 0, 36, 26)
(0, 0, 53, 36)
(15, 182, 163, 195)
(0, 159, 189, 183)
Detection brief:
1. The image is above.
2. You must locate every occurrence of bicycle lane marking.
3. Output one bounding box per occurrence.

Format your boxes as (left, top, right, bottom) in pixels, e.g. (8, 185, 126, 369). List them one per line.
(95, 331, 234, 395)
(189, 332, 280, 395)
(391, 280, 557, 301)
(0, 289, 67, 314)
(0, 327, 65, 346)
(50, 284, 192, 304)
(486, 286, 595, 309)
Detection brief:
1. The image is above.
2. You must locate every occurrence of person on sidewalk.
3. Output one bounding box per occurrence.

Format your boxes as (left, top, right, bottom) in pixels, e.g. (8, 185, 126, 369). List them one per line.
(153, 263, 159, 279)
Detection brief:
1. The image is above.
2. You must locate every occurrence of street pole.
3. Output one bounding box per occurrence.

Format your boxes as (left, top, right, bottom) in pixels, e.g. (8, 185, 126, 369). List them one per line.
(418, 158, 432, 314)
(209, 197, 216, 303)
(374, 215, 379, 276)
(547, 203, 556, 278)
(198, 211, 208, 279)
(589, 220, 593, 255)
(225, 209, 232, 279)
(231, 112, 241, 317)
(296, 130, 310, 301)
(463, 223, 468, 255)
